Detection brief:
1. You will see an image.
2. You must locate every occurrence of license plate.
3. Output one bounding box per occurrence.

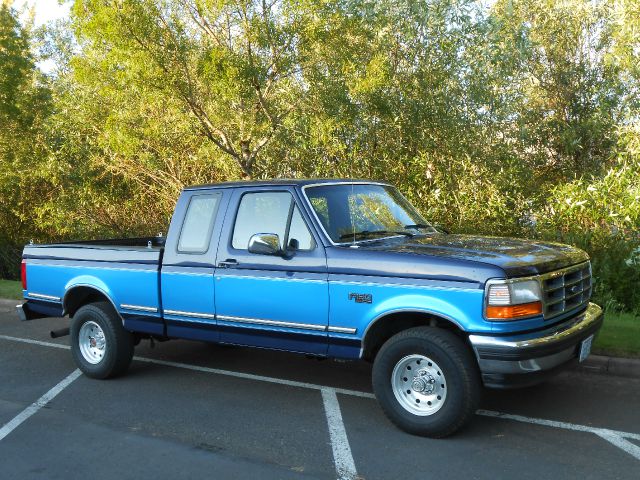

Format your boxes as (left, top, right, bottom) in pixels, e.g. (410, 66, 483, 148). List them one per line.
(579, 335, 594, 362)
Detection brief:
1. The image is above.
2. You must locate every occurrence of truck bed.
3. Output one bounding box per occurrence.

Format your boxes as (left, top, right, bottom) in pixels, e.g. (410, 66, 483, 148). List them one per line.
(22, 237, 165, 335)
(22, 237, 164, 264)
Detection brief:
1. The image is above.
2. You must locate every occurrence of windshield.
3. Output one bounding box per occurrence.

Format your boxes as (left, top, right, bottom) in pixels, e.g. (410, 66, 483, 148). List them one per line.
(304, 184, 437, 244)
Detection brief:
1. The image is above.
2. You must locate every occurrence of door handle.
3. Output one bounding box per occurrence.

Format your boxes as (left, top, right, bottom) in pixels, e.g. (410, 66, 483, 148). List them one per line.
(218, 259, 239, 268)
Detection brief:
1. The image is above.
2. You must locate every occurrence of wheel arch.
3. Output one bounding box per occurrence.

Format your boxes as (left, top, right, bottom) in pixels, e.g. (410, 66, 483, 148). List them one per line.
(63, 284, 121, 321)
(361, 309, 470, 361)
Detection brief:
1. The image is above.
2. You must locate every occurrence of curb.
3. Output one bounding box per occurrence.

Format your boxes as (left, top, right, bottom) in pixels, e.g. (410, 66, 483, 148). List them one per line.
(575, 354, 640, 380)
(2, 298, 639, 379)
(0, 297, 20, 312)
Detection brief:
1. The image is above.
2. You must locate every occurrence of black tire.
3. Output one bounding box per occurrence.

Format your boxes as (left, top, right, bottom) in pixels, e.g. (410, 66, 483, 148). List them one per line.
(372, 327, 481, 438)
(70, 301, 134, 379)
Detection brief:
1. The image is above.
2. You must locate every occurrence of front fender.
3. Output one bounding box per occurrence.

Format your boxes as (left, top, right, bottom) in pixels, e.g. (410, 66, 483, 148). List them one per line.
(368, 293, 471, 330)
(329, 281, 488, 338)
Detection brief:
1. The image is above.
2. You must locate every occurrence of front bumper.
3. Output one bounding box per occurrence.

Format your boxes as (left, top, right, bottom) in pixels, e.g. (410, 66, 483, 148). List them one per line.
(469, 302, 604, 388)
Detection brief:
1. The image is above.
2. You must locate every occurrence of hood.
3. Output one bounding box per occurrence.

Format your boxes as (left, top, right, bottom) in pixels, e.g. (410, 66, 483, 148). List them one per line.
(358, 233, 589, 277)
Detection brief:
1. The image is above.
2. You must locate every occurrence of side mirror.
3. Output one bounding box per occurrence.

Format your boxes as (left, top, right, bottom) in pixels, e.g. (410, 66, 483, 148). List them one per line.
(248, 233, 282, 256)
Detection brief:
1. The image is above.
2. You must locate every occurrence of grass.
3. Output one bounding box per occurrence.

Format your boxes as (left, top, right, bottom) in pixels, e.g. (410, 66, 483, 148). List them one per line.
(0, 279, 23, 300)
(593, 311, 640, 359)
(0, 276, 637, 357)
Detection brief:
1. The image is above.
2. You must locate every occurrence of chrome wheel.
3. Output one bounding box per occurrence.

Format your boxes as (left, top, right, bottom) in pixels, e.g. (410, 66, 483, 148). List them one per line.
(78, 321, 106, 365)
(391, 354, 447, 416)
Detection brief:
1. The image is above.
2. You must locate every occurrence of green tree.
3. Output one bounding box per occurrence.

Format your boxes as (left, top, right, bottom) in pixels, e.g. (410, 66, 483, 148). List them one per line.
(0, 2, 51, 277)
(488, 0, 627, 180)
(72, 0, 325, 179)
(2, 0, 638, 310)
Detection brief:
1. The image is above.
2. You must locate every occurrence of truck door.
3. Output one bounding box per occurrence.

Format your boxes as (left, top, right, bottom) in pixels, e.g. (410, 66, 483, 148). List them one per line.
(215, 187, 329, 355)
(161, 188, 230, 342)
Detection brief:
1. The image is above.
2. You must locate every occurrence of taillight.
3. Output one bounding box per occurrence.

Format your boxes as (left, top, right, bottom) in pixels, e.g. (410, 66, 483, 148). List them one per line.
(21, 261, 27, 290)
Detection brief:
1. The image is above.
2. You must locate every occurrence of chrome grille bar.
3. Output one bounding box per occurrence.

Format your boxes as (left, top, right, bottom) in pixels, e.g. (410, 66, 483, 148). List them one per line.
(541, 262, 592, 320)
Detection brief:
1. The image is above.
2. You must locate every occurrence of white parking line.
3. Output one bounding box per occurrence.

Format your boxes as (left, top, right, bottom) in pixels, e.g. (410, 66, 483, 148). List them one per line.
(0, 335, 70, 350)
(322, 388, 358, 480)
(595, 432, 640, 461)
(477, 409, 640, 461)
(134, 355, 377, 399)
(0, 369, 81, 442)
(0, 334, 375, 397)
(1, 333, 639, 463)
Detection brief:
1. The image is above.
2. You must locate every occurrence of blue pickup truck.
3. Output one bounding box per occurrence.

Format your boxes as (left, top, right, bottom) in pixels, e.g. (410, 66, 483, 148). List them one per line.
(17, 180, 603, 437)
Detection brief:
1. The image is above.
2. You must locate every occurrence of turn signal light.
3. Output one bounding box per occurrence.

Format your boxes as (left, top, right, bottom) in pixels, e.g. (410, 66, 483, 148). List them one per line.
(485, 301, 542, 319)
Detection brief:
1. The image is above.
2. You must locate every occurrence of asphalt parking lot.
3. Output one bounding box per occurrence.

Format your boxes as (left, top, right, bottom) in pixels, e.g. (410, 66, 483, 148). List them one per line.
(1, 299, 639, 480)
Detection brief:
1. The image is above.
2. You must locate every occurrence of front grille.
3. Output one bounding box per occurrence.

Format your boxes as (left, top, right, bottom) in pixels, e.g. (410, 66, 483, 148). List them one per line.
(541, 262, 592, 319)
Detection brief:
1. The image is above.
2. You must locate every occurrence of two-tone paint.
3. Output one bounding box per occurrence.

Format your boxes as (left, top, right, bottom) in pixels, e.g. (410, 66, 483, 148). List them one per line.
(22, 246, 162, 334)
(19, 179, 601, 385)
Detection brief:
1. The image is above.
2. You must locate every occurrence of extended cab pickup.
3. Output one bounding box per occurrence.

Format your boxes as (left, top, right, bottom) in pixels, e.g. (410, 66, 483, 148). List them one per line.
(17, 180, 603, 437)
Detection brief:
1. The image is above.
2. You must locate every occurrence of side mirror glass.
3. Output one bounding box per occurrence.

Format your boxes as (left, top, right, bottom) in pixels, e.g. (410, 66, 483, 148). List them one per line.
(248, 233, 281, 256)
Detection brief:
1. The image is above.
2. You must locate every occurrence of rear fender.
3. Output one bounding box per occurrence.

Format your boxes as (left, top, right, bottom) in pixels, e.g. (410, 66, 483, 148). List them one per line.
(63, 276, 120, 320)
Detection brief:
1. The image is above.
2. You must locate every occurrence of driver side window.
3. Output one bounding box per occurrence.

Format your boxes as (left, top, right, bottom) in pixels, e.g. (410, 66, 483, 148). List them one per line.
(231, 191, 315, 251)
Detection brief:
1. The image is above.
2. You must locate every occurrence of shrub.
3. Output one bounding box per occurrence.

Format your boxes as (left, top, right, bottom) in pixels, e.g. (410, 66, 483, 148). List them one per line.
(534, 125, 640, 313)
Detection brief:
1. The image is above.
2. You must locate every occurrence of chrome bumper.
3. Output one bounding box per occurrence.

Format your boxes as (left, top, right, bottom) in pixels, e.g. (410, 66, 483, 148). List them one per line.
(469, 302, 604, 388)
(16, 303, 27, 322)
(15, 300, 60, 321)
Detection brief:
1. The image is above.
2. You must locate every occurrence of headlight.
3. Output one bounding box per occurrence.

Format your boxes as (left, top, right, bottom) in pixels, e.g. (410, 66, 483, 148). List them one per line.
(485, 279, 543, 320)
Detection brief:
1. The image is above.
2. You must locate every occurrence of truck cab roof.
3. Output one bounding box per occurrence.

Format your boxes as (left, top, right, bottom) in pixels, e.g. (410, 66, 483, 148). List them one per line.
(184, 178, 387, 191)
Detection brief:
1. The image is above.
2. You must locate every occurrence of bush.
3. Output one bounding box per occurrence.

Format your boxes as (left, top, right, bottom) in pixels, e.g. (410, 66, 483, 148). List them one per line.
(0, 241, 21, 280)
(556, 232, 640, 313)
(534, 126, 640, 313)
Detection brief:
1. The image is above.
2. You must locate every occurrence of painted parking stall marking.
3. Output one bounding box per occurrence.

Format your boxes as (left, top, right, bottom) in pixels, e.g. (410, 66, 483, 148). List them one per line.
(0, 334, 375, 397)
(0, 334, 363, 479)
(0, 369, 81, 442)
(477, 409, 640, 461)
(0, 334, 70, 351)
(1, 333, 639, 472)
(322, 388, 358, 480)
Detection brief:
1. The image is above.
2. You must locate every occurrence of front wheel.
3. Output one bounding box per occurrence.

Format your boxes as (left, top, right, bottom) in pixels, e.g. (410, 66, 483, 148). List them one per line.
(70, 301, 134, 379)
(372, 327, 481, 437)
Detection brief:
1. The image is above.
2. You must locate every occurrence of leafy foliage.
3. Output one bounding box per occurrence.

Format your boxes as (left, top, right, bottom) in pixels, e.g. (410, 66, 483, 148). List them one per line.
(0, 3, 52, 277)
(0, 0, 638, 313)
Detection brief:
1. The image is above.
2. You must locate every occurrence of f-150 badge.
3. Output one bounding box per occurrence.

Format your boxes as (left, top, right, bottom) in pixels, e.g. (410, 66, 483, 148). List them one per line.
(349, 293, 373, 304)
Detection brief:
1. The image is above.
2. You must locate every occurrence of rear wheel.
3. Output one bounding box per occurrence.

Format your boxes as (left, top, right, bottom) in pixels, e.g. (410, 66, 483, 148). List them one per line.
(71, 302, 134, 379)
(372, 327, 481, 437)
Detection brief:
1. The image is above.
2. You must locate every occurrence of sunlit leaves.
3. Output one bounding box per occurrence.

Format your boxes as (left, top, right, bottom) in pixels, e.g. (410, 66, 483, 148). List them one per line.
(1, 0, 639, 309)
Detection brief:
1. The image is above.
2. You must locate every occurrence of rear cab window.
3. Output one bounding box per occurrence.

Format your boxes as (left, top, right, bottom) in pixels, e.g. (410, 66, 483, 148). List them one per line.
(178, 193, 222, 254)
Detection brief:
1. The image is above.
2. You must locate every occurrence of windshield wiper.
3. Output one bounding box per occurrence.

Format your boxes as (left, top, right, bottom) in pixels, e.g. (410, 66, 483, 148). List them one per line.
(404, 223, 442, 234)
(339, 230, 415, 241)
(404, 223, 432, 230)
